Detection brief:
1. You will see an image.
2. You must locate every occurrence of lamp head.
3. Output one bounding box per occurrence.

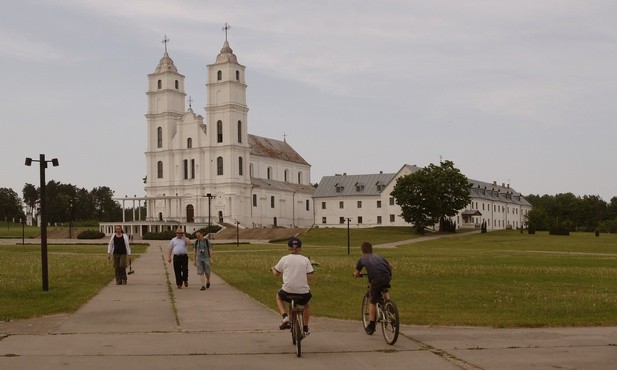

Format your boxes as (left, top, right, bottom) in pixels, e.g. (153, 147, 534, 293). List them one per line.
(25, 158, 32, 166)
(51, 158, 59, 167)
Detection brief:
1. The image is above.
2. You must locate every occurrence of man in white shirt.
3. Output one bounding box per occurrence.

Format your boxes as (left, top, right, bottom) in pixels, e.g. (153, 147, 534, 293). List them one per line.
(168, 229, 191, 289)
(271, 237, 314, 336)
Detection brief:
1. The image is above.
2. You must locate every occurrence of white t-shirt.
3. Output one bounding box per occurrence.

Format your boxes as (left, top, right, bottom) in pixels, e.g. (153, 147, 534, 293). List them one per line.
(274, 254, 314, 294)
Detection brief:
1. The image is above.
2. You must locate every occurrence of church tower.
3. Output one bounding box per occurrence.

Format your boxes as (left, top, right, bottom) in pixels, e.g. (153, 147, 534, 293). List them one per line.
(145, 37, 186, 200)
(204, 34, 251, 224)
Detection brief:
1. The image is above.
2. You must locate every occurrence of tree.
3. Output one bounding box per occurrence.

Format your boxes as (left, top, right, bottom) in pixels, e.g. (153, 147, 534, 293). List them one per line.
(22, 183, 38, 217)
(390, 160, 471, 234)
(0, 187, 25, 221)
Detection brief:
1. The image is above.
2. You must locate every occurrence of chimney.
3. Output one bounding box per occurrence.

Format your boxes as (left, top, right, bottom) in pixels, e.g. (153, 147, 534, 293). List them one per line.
(507, 184, 510, 188)
(493, 181, 497, 186)
(379, 171, 383, 174)
(502, 183, 505, 187)
(343, 172, 347, 176)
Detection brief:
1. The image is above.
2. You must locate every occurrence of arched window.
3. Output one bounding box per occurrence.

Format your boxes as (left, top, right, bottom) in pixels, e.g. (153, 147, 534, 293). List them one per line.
(284, 169, 289, 182)
(187, 138, 192, 148)
(249, 163, 254, 178)
(306, 199, 310, 211)
(297, 171, 303, 184)
(175, 80, 179, 89)
(236, 70, 240, 80)
(217, 120, 223, 143)
(217, 70, 222, 81)
(239, 157, 243, 176)
(217, 157, 223, 175)
(157, 127, 163, 148)
(157, 161, 163, 178)
(267, 167, 272, 180)
(252, 194, 257, 207)
(237, 121, 242, 143)
(271, 196, 275, 208)
(157, 79, 162, 89)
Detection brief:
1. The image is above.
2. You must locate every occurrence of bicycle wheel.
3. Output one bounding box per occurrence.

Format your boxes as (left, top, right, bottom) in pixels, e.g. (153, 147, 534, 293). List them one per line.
(294, 312, 303, 357)
(361, 293, 370, 331)
(381, 300, 400, 345)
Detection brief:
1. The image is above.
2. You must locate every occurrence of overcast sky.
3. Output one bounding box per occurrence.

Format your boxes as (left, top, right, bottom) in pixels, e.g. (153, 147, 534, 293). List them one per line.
(2, 0, 616, 203)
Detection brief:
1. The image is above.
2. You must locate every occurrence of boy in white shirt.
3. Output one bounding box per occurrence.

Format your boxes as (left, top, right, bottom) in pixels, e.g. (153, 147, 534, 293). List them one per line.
(271, 237, 314, 336)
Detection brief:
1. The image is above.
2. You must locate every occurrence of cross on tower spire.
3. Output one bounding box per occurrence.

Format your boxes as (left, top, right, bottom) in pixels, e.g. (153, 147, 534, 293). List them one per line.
(222, 23, 231, 41)
(162, 35, 170, 53)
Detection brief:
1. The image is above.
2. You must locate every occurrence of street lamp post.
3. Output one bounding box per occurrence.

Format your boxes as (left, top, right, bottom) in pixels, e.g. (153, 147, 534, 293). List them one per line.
(21, 218, 25, 245)
(25, 154, 59, 291)
(347, 218, 351, 255)
(235, 220, 240, 247)
(205, 193, 213, 236)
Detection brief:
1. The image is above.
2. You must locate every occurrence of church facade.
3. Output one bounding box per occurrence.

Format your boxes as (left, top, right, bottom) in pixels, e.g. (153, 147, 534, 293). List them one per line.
(141, 39, 314, 232)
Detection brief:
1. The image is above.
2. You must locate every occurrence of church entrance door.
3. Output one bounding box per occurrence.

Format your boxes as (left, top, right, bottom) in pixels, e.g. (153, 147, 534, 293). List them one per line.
(186, 205, 194, 223)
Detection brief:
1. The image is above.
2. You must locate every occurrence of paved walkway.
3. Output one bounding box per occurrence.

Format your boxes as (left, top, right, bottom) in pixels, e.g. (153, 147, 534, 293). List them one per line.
(1, 241, 615, 369)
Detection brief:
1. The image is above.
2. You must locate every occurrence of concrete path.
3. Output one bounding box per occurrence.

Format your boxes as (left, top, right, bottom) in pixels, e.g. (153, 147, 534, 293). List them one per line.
(1, 241, 615, 369)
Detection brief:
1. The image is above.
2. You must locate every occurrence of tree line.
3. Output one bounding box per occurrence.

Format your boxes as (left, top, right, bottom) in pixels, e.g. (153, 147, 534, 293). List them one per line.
(525, 193, 617, 233)
(0, 182, 124, 225)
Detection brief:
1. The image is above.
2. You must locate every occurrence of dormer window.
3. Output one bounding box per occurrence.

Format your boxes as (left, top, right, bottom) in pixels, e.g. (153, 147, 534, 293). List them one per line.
(335, 183, 344, 193)
(376, 182, 385, 191)
(355, 183, 365, 192)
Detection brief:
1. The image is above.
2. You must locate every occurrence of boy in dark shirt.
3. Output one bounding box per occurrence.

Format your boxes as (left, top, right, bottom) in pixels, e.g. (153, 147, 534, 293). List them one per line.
(353, 241, 392, 334)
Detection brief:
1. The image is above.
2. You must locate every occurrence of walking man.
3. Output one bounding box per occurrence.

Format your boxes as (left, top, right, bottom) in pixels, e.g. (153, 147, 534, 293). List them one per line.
(168, 229, 191, 289)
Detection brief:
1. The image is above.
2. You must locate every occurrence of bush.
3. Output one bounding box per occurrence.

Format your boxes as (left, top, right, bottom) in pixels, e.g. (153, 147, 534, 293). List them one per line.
(77, 230, 105, 239)
(143, 230, 177, 240)
(527, 225, 536, 234)
(597, 219, 617, 234)
(549, 224, 570, 236)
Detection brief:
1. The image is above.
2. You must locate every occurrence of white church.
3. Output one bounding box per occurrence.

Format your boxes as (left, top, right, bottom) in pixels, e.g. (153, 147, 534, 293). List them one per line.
(102, 36, 314, 236)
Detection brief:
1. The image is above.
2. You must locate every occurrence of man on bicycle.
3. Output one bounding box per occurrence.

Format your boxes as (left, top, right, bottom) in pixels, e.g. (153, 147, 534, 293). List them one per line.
(354, 241, 392, 335)
(271, 237, 314, 336)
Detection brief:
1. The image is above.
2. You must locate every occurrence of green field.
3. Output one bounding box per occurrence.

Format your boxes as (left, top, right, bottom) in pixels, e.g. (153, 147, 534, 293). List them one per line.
(0, 223, 41, 239)
(0, 244, 146, 320)
(213, 230, 617, 327)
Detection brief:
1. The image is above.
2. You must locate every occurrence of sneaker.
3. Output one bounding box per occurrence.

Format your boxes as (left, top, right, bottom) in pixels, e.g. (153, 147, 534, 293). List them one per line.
(206, 282, 210, 289)
(279, 316, 291, 330)
(122, 280, 127, 285)
(184, 281, 188, 287)
(365, 322, 376, 335)
(200, 286, 206, 291)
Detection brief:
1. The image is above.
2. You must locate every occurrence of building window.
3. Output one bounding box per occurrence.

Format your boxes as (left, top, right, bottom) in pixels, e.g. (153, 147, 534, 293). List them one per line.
(187, 138, 192, 148)
(252, 194, 257, 207)
(267, 167, 272, 180)
(377, 216, 382, 224)
(284, 169, 289, 182)
(321, 202, 326, 210)
(389, 197, 395, 205)
(191, 159, 195, 179)
(357, 201, 362, 208)
(217, 70, 222, 81)
(376, 182, 385, 191)
(239, 157, 243, 176)
(237, 121, 242, 143)
(175, 80, 179, 89)
(340, 217, 345, 224)
(306, 199, 310, 211)
(249, 163, 254, 178)
(322, 217, 327, 224)
(298, 172, 303, 184)
(157, 127, 162, 148)
(335, 184, 344, 193)
(183, 159, 188, 179)
(157, 161, 163, 178)
(217, 121, 223, 143)
(157, 79, 162, 89)
(355, 183, 364, 192)
(271, 196, 275, 208)
(236, 70, 240, 80)
(217, 157, 223, 175)
(377, 200, 382, 208)
(390, 214, 395, 222)
(358, 216, 363, 224)
(339, 201, 344, 209)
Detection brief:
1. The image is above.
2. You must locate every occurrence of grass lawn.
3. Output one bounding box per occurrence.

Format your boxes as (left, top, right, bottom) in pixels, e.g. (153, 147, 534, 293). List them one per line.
(0, 223, 41, 239)
(0, 243, 146, 321)
(213, 230, 617, 327)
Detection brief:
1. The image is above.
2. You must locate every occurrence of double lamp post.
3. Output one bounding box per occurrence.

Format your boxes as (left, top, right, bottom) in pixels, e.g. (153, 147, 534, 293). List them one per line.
(25, 154, 59, 292)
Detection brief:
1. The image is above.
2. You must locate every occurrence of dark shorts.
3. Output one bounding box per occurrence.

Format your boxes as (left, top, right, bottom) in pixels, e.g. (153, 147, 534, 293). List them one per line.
(369, 278, 391, 304)
(278, 290, 312, 305)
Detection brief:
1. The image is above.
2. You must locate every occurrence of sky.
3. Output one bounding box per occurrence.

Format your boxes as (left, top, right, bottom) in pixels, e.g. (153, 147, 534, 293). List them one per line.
(1, 0, 616, 203)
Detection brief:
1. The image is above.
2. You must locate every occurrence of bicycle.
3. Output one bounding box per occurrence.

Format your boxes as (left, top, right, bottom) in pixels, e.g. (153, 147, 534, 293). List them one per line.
(358, 273, 400, 345)
(283, 294, 306, 357)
